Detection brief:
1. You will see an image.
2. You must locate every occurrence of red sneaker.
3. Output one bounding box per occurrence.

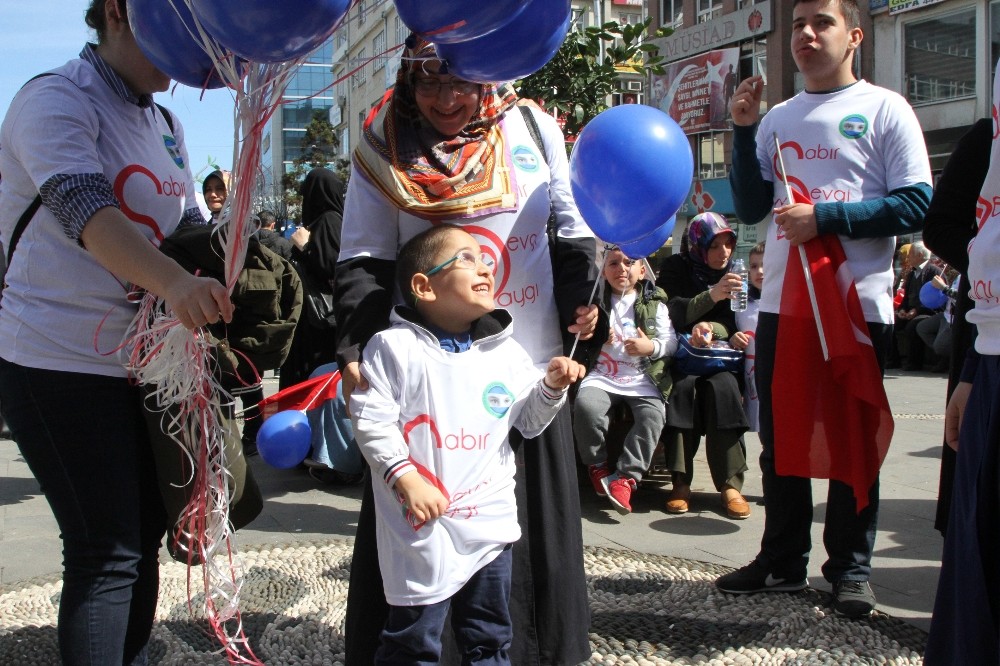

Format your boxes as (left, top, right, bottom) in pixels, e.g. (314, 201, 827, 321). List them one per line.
(603, 476, 637, 515)
(588, 463, 611, 496)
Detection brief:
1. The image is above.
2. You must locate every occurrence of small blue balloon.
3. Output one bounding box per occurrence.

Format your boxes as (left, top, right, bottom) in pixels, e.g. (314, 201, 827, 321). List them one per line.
(570, 105, 693, 245)
(434, 0, 571, 83)
(396, 0, 533, 44)
(191, 0, 351, 63)
(257, 410, 312, 469)
(127, 0, 232, 89)
(919, 280, 948, 310)
(617, 216, 676, 259)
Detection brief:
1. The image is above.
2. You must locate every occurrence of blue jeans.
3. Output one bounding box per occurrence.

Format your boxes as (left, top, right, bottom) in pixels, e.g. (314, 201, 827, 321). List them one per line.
(376, 545, 514, 665)
(753, 314, 888, 583)
(0, 359, 166, 665)
(306, 362, 363, 473)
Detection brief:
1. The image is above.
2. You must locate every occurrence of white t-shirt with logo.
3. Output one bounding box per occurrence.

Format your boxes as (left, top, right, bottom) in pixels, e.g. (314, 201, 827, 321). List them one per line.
(341, 106, 592, 365)
(351, 310, 565, 606)
(754, 80, 931, 324)
(0, 59, 196, 376)
(968, 67, 1000, 355)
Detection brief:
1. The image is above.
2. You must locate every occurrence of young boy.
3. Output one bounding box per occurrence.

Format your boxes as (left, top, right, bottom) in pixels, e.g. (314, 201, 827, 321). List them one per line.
(734, 242, 765, 431)
(574, 247, 677, 514)
(350, 224, 584, 664)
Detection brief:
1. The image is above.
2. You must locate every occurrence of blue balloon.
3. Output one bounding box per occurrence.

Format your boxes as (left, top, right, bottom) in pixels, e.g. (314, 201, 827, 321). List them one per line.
(396, 0, 533, 44)
(191, 0, 351, 63)
(919, 280, 948, 310)
(616, 216, 676, 259)
(257, 410, 312, 469)
(570, 105, 693, 245)
(127, 0, 232, 89)
(435, 0, 571, 83)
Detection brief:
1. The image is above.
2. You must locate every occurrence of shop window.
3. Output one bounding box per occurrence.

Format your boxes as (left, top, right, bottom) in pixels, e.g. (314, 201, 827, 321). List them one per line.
(904, 8, 976, 105)
(697, 132, 726, 180)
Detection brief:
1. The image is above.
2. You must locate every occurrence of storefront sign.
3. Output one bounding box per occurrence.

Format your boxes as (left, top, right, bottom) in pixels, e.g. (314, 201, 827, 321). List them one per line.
(889, 0, 946, 14)
(651, 1, 772, 61)
(650, 48, 739, 134)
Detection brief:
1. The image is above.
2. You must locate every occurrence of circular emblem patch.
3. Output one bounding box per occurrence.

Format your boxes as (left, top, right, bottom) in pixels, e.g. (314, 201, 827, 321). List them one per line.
(482, 382, 516, 417)
(839, 114, 868, 139)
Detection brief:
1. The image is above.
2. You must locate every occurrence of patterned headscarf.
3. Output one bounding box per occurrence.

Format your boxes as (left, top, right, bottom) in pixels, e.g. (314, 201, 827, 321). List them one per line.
(685, 212, 737, 288)
(353, 35, 521, 220)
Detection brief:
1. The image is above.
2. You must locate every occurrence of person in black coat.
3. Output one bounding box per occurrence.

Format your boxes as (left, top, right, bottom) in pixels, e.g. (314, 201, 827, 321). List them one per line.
(922, 117, 989, 536)
(279, 167, 344, 390)
(656, 213, 751, 520)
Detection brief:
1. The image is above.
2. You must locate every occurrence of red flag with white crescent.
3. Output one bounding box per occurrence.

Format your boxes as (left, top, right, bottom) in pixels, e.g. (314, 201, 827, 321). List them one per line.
(772, 186, 893, 512)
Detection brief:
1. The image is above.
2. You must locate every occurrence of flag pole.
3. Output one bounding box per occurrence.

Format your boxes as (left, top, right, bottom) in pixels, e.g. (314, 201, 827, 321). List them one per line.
(773, 132, 830, 361)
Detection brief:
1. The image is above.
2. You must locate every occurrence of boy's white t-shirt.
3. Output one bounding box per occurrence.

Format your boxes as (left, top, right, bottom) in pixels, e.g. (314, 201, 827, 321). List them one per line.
(754, 80, 931, 324)
(351, 310, 565, 606)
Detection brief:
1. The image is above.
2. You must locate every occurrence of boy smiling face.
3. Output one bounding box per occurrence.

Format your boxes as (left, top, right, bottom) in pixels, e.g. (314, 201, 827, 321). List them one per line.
(412, 228, 496, 333)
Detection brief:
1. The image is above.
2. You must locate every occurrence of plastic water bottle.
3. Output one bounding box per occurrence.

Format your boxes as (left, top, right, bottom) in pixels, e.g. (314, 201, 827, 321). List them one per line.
(731, 258, 748, 312)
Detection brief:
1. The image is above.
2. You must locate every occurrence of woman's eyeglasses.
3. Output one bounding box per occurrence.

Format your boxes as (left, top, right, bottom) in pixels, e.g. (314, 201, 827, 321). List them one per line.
(412, 77, 480, 97)
(425, 250, 496, 276)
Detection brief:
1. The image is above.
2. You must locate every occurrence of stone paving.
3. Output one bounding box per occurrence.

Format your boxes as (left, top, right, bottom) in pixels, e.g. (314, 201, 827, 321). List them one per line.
(0, 368, 950, 662)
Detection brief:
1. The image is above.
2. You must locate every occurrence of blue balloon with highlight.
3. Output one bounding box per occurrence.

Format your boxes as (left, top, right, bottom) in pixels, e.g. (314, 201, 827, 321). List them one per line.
(395, 0, 533, 44)
(617, 216, 676, 259)
(191, 0, 351, 63)
(257, 410, 312, 469)
(434, 0, 571, 83)
(570, 105, 693, 245)
(128, 0, 233, 89)
(919, 280, 948, 310)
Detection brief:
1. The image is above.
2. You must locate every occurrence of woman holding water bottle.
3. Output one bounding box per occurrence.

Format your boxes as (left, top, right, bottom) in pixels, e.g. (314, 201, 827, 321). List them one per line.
(656, 212, 751, 519)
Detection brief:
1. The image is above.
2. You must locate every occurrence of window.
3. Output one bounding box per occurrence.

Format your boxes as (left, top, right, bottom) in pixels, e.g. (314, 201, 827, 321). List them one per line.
(357, 47, 367, 84)
(285, 66, 333, 97)
(571, 6, 587, 31)
(697, 0, 722, 24)
(904, 8, 976, 105)
(739, 37, 768, 114)
(373, 30, 386, 72)
(696, 132, 726, 180)
(991, 1, 1000, 82)
(738, 0, 761, 7)
(358, 0, 367, 26)
(661, 0, 683, 29)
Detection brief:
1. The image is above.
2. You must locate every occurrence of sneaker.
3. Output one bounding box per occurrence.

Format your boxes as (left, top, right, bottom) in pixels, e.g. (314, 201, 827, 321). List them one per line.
(715, 560, 808, 594)
(588, 463, 612, 497)
(833, 580, 876, 618)
(601, 475, 637, 515)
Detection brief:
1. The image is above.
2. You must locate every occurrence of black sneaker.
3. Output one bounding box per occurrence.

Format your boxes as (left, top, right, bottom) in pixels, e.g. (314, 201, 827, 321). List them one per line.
(833, 580, 876, 618)
(716, 560, 807, 594)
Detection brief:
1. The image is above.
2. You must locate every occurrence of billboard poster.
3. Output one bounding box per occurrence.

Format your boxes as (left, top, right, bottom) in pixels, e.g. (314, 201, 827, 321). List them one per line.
(650, 48, 739, 134)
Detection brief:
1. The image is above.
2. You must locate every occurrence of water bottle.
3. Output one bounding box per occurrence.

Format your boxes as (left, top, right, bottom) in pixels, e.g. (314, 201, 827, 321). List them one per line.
(731, 258, 748, 312)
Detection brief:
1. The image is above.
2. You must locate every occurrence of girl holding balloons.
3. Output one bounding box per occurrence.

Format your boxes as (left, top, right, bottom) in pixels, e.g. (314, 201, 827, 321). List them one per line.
(0, 1, 232, 663)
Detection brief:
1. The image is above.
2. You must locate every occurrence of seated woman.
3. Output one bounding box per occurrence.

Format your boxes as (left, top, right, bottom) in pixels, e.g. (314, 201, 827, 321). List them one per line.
(656, 212, 751, 520)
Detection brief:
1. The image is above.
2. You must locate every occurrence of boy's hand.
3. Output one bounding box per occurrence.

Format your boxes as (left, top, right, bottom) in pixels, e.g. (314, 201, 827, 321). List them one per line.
(624, 328, 654, 357)
(395, 472, 449, 523)
(544, 356, 586, 389)
(690, 322, 714, 347)
(731, 75, 763, 126)
(773, 203, 818, 246)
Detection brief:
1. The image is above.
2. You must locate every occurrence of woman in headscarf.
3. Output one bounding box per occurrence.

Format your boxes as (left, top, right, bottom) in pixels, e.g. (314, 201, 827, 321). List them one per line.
(656, 212, 752, 520)
(279, 166, 344, 389)
(334, 36, 598, 664)
(201, 168, 229, 223)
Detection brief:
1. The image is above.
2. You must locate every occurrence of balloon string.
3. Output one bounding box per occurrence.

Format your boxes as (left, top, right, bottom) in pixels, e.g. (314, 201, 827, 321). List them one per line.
(567, 247, 609, 360)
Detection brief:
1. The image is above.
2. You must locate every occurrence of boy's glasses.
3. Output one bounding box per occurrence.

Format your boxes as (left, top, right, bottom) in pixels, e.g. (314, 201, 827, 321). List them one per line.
(425, 250, 496, 276)
(412, 77, 480, 97)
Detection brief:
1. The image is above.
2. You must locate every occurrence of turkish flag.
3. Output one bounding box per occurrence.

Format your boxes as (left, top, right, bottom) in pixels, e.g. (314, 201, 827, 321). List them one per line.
(257, 371, 340, 419)
(772, 187, 893, 512)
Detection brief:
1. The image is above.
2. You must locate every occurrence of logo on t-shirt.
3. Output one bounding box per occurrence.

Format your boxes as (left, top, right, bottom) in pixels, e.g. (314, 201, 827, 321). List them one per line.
(838, 114, 869, 140)
(482, 382, 516, 417)
(163, 134, 185, 169)
(511, 145, 540, 172)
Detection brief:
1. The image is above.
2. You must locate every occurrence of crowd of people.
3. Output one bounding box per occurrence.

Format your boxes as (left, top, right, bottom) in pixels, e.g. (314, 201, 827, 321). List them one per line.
(0, 0, 995, 663)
